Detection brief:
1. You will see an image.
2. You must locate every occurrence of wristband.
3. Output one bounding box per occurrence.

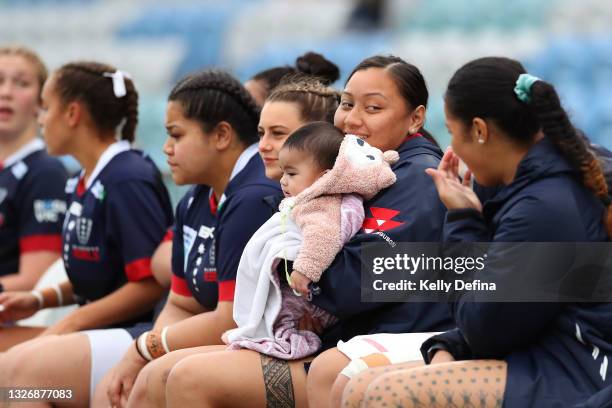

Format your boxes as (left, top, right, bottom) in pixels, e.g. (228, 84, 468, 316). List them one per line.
(31, 290, 44, 310)
(52, 283, 63, 307)
(134, 339, 148, 362)
(137, 332, 153, 361)
(161, 326, 171, 354)
(146, 331, 166, 359)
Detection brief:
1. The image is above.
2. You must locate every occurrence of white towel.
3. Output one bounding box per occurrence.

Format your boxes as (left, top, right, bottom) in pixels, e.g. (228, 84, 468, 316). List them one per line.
(227, 211, 302, 344)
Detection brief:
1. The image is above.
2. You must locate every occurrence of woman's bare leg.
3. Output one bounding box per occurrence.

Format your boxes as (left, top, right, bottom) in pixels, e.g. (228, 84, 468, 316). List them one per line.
(339, 361, 423, 408)
(166, 349, 310, 408)
(125, 345, 227, 408)
(306, 347, 350, 408)
(359, 360, 507, 408)
(0, 333, 91, 407)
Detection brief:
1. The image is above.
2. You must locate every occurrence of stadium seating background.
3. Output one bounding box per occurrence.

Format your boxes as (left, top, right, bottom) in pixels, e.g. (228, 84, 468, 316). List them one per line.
(2, 0, 611, 203)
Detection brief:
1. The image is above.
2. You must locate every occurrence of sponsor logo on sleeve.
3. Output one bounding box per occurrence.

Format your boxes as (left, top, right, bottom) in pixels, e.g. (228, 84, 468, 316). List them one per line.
(362, 207, 404, 233)
(34, 199, 67, 223)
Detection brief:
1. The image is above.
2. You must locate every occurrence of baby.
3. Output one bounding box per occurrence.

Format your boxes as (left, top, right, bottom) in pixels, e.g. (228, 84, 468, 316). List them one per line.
(278, 123, 358, 297)
(227, 121, 398, 359)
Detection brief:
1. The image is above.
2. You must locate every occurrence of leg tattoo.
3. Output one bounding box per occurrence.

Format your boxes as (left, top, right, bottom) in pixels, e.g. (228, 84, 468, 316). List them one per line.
(261, 354, 295, 408)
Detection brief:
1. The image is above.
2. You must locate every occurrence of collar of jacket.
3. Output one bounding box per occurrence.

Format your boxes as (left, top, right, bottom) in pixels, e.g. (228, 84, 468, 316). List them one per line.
(394, 136, 444, 168)
(482, 137, 576, 220)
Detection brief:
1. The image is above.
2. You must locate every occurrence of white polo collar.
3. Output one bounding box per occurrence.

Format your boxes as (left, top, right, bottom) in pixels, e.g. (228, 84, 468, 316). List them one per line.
(1, 138, 45, 168)
(81, 140, 131, 189)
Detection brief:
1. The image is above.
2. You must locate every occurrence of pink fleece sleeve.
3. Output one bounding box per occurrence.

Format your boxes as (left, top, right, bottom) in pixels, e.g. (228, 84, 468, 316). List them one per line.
(340, 194, 365, 243)
(292, 195, 344, 282)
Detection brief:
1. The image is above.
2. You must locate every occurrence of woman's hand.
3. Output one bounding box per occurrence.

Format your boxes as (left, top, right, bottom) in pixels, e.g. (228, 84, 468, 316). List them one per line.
(107, 342, 148, 408)
(0, 291, 40, 323)
(425, 148, 483, 212)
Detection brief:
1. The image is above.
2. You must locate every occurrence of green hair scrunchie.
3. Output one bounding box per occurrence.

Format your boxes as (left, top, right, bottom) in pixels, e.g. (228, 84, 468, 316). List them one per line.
(514, 73, 540, 103)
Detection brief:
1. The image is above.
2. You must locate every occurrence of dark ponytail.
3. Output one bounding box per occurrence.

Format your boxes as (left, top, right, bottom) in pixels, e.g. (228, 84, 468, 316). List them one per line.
(530, 80, 612, 235)
(54, 62, 138, 142)
(348, 55, 439, 147)
(170, 70, 260, 145)
(251, 51, 340, 95)
(446, 56, 612, 236)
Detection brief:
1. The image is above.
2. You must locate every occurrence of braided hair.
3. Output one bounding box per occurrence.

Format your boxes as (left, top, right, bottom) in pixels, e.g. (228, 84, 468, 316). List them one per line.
(266, 76, 340, 124)
(446, 56, 612, 236)
(169, 70, 260, 145)
(54, 61, 138, 142)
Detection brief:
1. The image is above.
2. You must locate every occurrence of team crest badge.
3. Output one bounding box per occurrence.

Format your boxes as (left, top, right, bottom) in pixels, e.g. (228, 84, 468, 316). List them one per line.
(76, 217, 93, 245)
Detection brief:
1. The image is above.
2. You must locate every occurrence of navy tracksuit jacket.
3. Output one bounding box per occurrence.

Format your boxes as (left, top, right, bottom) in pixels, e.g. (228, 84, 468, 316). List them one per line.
(311, 136, 454, 347)
(422, 138, 611, 407)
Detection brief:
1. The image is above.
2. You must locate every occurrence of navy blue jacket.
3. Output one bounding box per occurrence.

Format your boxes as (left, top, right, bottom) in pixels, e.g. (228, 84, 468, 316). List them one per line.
(422, 138, 611, 407)
(312, 136, 454, 344)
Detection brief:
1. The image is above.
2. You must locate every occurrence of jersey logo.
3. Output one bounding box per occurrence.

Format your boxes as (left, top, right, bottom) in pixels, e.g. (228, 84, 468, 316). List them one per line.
(11, 161, 28, 179)
(362, 207, 404, 233)
(34, 199, 67, 223)
(183, 226, 197, 272)
(0, 188, 7, 205)
(69, 201, 83, 217)
(71, 246, 101, 261)
(203, 270, 217, 281)
(76, 217, 93, 245)
(198, 225, 215, 239)
(209, 238, 216, 266)
(91, 180, 106, 201)
(65, 178, 79, 194)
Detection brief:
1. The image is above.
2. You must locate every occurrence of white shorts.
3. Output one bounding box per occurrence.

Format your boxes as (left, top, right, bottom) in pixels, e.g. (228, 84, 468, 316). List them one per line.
(83, 329, 134, 400)
(336, 332, 440, 378)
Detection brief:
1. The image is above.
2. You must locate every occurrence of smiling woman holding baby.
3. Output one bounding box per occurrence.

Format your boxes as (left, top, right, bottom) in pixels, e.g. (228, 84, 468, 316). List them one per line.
(141, 55, 452, 408)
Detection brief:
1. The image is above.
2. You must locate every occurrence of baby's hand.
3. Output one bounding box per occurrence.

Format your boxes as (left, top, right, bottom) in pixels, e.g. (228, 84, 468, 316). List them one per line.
(289, 270, 311, 297)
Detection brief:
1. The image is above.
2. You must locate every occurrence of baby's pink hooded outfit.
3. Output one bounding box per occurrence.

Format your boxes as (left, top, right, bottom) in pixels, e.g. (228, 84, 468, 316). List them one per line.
(227, 135, 398, 359)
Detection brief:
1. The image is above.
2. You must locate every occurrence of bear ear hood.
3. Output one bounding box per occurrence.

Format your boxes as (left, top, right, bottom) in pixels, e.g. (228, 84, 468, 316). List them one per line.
(294, 134, 398, 203)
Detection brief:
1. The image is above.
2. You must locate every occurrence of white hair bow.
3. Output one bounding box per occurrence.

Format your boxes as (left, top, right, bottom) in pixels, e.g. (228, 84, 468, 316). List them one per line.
(103, 70, 132, 98)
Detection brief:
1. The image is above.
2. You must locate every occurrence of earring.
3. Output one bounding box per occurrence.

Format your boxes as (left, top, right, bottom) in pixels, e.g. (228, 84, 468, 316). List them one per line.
(478, 139, 485, 144)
